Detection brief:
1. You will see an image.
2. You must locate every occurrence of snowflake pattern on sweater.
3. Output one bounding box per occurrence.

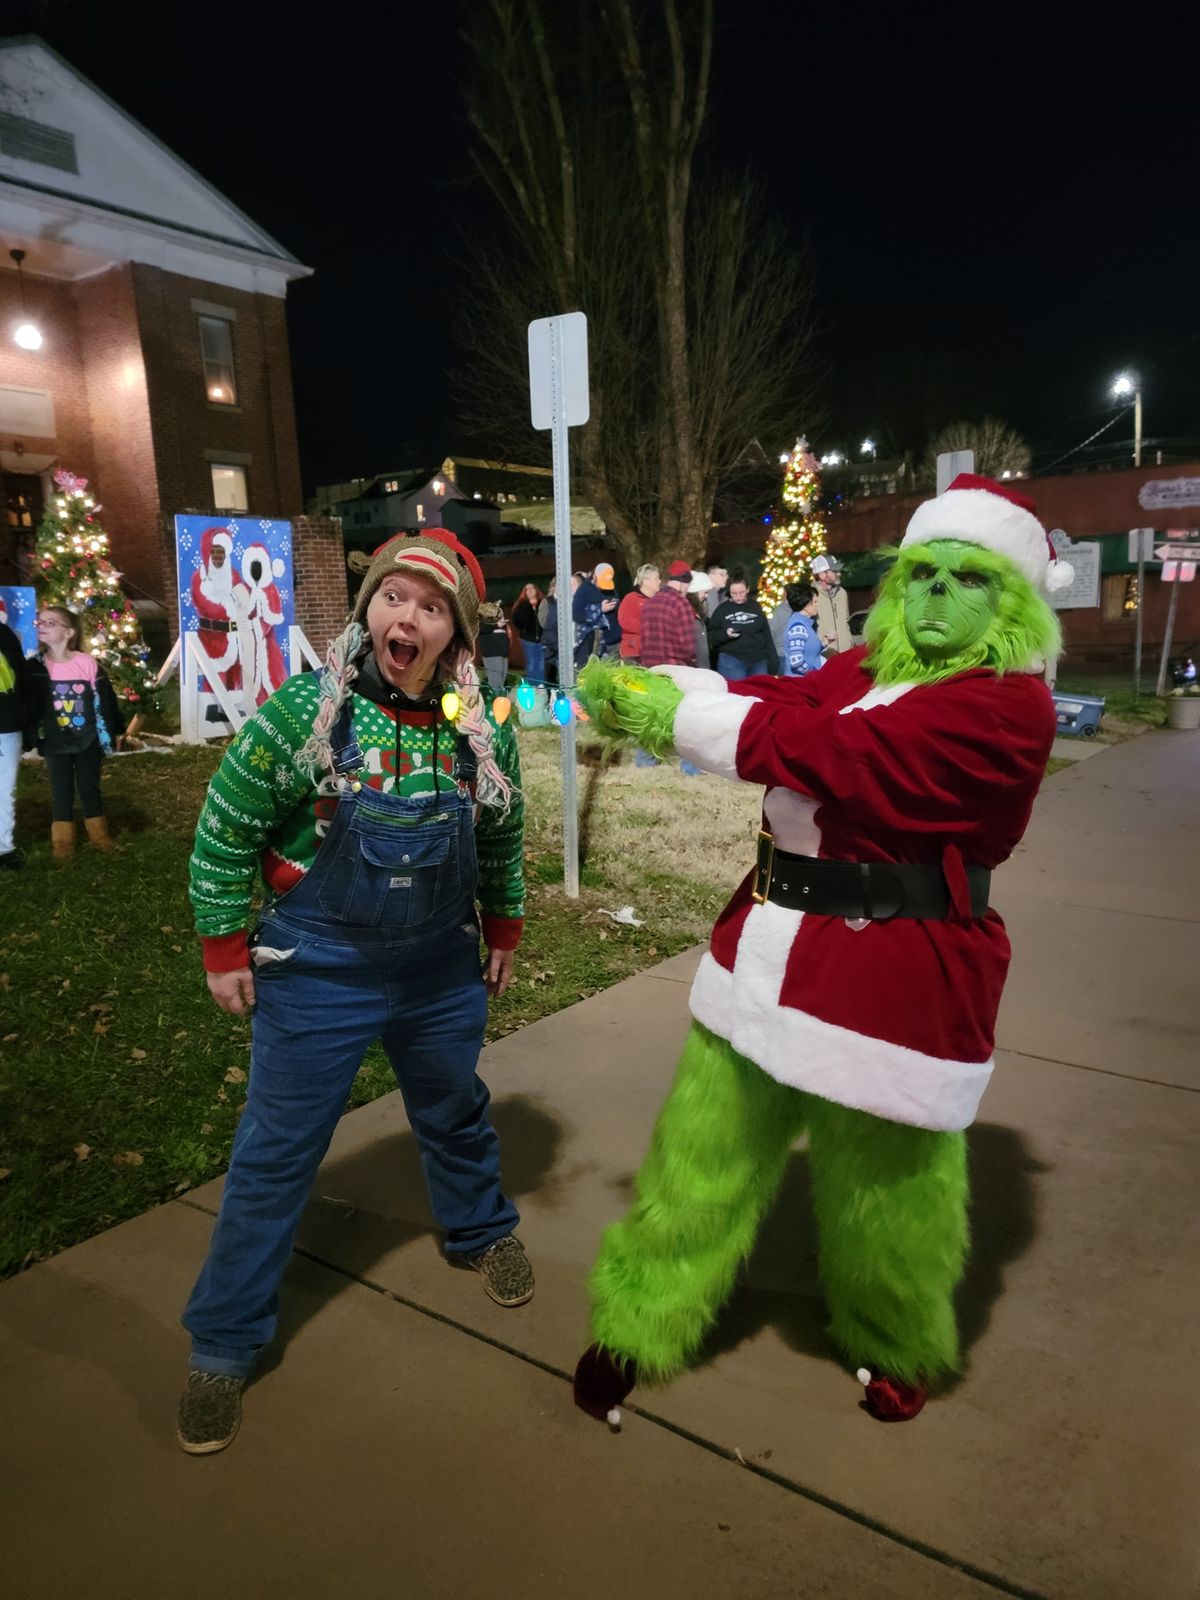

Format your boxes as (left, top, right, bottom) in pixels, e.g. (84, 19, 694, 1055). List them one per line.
(189, 674, 524, 969)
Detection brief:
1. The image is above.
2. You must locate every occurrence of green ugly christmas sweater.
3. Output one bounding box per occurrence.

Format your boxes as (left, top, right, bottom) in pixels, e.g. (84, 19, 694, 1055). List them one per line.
(190, 672, 525, 973)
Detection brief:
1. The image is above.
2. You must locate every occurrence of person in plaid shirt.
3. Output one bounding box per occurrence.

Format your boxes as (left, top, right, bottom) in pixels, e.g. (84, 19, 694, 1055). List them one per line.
(637, 560, 703, 775)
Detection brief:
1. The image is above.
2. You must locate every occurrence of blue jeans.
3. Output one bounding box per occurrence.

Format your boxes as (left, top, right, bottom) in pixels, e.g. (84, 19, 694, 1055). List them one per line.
(717, 655, 768, 683)
(184, 917, 515, 1377)
(521, 639, 546, 684)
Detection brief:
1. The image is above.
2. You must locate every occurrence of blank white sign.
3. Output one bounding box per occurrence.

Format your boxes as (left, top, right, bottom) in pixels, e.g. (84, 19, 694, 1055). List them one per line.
(528, 312, 590, 430)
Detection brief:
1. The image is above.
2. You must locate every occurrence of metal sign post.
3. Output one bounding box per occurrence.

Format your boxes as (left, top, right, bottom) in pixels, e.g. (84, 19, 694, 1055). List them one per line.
(528, 311, 590, 898)
(1153, 532, 1197, 697)
(935, 449, 974, 495)
(1127, 528, 1156, 696)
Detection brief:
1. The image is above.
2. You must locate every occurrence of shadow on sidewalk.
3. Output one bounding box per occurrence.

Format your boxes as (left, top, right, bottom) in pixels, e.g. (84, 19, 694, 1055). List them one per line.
(697, 1121, 1048, 1384)
(264, 1094, 566, 1373)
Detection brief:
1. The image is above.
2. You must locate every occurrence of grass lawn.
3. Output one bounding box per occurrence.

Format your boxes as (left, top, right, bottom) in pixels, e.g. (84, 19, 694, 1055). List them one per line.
(0, 726, 759, 1276)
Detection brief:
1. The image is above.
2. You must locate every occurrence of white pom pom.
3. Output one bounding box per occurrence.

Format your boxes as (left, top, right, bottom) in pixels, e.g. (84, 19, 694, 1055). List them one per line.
(606, 1407, 622, 1428)
(1045, 560, 1074, 593)
(272, 557, 285, 579)
(856, 1367, 872, 1386)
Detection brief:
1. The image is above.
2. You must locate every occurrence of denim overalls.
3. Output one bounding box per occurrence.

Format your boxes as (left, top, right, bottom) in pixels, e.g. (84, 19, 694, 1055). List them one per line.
(184, 695, 519, 1379)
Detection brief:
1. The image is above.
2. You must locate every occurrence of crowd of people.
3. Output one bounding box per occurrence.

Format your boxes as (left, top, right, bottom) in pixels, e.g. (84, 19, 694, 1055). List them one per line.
(465, 553, 854, 700)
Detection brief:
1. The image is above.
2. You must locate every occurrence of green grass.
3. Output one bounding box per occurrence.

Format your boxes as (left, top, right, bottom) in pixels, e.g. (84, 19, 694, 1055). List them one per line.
(0, 728, 759, 1276)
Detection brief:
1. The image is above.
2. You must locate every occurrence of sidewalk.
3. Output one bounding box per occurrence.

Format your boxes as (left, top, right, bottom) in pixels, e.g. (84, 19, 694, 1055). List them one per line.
(2, 733, 1197, 1600)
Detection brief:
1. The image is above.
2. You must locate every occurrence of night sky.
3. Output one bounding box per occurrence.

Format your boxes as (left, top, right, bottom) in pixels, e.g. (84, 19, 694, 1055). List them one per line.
(12, 0, 1198, 490)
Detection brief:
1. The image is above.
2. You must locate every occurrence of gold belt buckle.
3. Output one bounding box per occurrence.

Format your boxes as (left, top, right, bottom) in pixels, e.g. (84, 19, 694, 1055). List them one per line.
(752, 829, 775, 904)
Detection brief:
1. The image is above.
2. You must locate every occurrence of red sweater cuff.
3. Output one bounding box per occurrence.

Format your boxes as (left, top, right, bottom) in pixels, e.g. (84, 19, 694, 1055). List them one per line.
(201, 930, 251, 973)
(481, 913, 524, 952)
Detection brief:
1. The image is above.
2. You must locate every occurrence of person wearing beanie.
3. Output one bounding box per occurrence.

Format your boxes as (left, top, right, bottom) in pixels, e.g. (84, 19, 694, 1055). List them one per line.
(179, 529, 531, 1455)
(572, 475, 1064, 1427)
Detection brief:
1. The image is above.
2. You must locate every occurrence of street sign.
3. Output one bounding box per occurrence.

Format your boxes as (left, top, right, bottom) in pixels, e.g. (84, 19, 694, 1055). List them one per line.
(1139, 476, 1200, 511)
(1047, 530, 1101, 610)
(936, 449, 974, 496)
(1128, 528, 1158, 563)
(528, 312, 590, 430)
(1153, 544, 1200, 562)
(1161, 561, 1197, 583)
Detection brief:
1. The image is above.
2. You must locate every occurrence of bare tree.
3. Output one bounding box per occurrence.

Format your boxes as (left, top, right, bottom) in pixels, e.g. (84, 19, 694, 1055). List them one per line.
(920, 418, 1032, 487)
(457, 0, 819, 571)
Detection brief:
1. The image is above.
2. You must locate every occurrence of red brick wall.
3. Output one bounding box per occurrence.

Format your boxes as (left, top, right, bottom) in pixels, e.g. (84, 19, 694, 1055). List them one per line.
(0, 264, 100, 493)
(132, 263, 304, 526)
(72, 265, 160, 603)
(292, 516, 351, 654)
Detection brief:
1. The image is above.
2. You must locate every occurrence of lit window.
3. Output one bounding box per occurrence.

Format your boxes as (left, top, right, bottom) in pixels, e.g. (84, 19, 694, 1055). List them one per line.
(385, 480, 399, 493)
(211, 464, 248, 512)
(198, 315, 237, 405)
(432, 479, 446, 496)
(416, 503, 425, 524)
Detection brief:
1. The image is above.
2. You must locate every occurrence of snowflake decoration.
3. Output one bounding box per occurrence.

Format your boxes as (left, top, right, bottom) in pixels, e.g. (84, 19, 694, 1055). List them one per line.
(248, 745, 274, 771)
(178, 532, 193, 552)
(275, 763, 295, 791)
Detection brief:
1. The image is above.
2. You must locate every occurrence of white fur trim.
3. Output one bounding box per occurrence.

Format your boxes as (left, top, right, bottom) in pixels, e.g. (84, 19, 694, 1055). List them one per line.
(763, 787, 821, 854)
(689, 928, 993, 1133)
(837, 682, 917, 716)
(674, 691, 758, 780)
(651, 664, 727, 695)
(903, 487, 1054, 589)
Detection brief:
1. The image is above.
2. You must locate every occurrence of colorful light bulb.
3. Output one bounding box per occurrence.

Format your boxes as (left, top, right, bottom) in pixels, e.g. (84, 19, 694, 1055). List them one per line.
(441, 690, 461, 721)
(492, 695, 511, 725)
(515, 680, 536, 712)
(552, 692, 573, 725)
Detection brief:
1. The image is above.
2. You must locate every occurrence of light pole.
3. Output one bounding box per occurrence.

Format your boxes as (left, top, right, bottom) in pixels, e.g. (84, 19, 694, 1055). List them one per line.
(1112, 373, 1145, 692)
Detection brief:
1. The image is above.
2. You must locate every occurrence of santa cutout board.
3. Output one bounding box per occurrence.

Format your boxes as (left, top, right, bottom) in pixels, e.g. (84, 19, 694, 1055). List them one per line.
(0, 587, 38, 657)
(174, 517, 317, 739)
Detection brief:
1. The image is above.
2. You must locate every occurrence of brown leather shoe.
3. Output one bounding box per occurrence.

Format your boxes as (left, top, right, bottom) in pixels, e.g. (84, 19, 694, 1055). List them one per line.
(51, 821, 76, 858)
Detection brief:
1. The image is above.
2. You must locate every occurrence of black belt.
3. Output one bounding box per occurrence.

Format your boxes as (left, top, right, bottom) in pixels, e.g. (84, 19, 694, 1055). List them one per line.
(199, 618, 237, 633)
(751, 832, 990, 920)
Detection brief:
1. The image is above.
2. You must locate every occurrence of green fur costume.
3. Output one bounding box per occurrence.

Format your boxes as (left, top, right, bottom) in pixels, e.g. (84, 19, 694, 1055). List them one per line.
(574, 520, 1060, 1422)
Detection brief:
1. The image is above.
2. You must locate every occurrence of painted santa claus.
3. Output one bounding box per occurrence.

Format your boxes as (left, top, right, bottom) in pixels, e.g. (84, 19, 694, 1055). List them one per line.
(234, 541, 287, 707)
(572, 473, 1073, 1426)
(191, 527, 249, 694)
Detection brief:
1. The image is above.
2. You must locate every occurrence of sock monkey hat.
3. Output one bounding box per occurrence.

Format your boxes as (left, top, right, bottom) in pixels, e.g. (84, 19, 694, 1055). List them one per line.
(349, 530, 486, 645)
(901, 474, 1074, 594)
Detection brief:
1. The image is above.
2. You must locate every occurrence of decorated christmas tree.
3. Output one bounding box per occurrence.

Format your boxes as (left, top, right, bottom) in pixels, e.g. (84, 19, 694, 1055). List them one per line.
(34, 469, 157, 711)
(757, 437, 830, 615)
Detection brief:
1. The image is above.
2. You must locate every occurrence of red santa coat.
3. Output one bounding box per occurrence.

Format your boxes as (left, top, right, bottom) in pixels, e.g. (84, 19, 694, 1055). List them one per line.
(672, 647, 1056, 1131)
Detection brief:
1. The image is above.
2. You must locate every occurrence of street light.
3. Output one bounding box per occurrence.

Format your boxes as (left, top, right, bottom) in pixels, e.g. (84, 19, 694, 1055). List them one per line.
(860, 438, 876, 459)
(9, 249, 43, 351)
(820, 451, 844, 467)
(1110, 372, 1142, 467)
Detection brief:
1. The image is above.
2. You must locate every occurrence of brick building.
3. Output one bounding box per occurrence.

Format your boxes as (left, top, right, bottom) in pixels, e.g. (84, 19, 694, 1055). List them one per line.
(0, 36, 344, 647)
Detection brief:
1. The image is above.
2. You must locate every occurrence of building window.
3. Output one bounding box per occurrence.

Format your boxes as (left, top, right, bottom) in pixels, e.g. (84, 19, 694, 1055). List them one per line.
(1101, 574, 1138, 623)
(0, 110, 78, 173)
(416, 503, 425, 524)
(211, 464, 249, 512)
(384, 480, 399, 493)
(198, 315, 237, 405)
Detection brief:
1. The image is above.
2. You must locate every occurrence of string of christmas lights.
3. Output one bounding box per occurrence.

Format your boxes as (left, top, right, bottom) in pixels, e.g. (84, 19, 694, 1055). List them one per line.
(757, 436, 830, 615)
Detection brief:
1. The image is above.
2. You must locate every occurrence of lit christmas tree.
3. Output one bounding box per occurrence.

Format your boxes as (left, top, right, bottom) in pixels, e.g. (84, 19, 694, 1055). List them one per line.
(35, 469, 156, 710)
(757, 436, 830, 615)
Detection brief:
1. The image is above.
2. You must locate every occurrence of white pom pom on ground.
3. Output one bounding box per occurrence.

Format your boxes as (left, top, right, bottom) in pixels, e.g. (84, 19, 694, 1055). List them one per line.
(606, 1408, 622, 1428)
(272, 557, 285, 579)
(856, 1368, 872, 1386)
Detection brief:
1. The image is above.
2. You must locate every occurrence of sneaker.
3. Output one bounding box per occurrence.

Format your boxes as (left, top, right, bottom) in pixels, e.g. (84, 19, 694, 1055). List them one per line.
(177, 1370, 245, 1455)
(466, 1235, 534, 1307)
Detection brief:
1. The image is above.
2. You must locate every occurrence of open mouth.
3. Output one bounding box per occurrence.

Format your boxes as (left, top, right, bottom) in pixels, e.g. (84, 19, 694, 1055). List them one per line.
(387, 639, 419, 671)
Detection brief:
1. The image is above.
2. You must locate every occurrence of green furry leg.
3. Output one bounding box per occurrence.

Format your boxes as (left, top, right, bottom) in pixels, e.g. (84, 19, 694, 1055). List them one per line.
(804, 1096, 968, 1385)
(588, 1023, 805, 1381)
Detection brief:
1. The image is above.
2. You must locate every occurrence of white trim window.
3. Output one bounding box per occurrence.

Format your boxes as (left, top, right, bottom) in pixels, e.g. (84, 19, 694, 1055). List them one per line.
(211, 463, 249, 512)
(198, 314, 238, 405)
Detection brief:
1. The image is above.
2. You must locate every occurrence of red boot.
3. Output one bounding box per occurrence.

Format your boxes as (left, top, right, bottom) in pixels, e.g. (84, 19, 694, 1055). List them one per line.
(856, 1367, 928, 1421)
(573, 1345, 638, 1422)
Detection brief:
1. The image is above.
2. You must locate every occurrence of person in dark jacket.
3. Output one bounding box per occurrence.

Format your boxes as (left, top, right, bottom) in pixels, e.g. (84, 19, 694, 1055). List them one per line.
(0, 616, 34, 869)
(572, 563, 620, 668)
(707, 576, 779, 681)
(478, 602, 511, 694)
(512, 583, 545, 685)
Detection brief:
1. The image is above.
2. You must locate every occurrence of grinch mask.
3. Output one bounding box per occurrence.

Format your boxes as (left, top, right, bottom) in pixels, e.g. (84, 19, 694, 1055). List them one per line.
(901, 542, 1000, 660)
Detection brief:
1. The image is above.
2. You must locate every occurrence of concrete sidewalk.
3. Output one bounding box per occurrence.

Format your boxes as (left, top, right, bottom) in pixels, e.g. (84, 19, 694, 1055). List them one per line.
(2, 733, 1198, 1600)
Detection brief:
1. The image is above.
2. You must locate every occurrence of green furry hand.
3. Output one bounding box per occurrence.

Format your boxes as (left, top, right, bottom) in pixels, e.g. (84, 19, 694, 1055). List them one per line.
(575, 658, 683, 759)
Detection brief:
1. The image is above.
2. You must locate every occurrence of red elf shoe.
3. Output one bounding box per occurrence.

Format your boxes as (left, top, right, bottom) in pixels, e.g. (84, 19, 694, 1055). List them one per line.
(573, 1344, 638, 1423)
(856, 1366, 928, 1422)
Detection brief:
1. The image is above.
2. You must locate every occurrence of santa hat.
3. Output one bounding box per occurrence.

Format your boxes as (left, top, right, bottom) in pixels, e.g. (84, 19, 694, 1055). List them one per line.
(901, 474, 1074, 593)
(200, 526, 233, 567)
(349, 529, 485, 645)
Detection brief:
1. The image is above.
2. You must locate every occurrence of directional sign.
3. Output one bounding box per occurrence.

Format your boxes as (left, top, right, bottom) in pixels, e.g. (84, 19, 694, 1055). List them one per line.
(1154, 543, 1200, 562)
